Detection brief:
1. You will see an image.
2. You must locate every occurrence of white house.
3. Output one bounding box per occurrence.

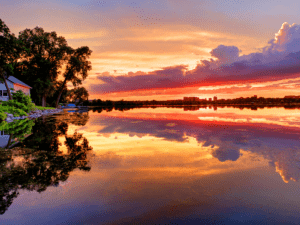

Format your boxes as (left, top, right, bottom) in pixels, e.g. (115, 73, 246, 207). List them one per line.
(0, 76, 31, 101)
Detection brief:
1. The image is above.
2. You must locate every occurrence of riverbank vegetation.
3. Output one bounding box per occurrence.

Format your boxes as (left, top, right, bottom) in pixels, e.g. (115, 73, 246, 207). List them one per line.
(0, 90, 55, 121)
(0, 118, 35, 142)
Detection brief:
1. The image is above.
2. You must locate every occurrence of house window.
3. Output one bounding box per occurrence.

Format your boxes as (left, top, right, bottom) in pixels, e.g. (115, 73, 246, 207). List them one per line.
(0, 91, 2, 96)
(3, 90, 7, 96)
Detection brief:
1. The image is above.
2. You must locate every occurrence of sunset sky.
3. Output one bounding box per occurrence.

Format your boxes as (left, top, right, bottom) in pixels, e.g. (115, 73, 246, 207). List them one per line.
(2, 0, 300, 100)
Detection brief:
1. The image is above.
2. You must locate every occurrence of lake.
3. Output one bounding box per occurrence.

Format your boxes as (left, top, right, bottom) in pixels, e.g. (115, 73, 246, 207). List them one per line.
(1, 107, 300, 224)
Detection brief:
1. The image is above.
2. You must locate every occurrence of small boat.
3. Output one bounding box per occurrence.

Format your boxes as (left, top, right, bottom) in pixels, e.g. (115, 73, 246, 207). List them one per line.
(62, 103, 77, 109)
(62, 103, 89, 112)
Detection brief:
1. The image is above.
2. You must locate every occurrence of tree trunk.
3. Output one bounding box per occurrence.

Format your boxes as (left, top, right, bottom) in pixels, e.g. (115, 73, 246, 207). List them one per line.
(1, 73, 13, 100)
(42, 94, 47, 107)
(55, 78, 68, 108)
(6, 134, 12, 149)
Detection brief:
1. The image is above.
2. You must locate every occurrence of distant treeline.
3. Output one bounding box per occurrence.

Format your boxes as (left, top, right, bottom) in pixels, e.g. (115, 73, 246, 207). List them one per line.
(82, 96, 300, 111)
(90, 104, 300, 113)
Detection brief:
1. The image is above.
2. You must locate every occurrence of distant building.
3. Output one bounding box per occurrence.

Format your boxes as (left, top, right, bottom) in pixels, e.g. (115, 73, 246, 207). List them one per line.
(284, 95, 300, 99)
(183, 97, 200, 101)
(0, 76, 31, 101)
(209, 98, 212, 101)
(213, 96, 217, 101)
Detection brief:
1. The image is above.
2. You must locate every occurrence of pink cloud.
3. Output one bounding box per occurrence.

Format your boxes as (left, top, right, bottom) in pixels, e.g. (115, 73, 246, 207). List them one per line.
(91, 22, 300, 95)
(210, 45, 240, 63)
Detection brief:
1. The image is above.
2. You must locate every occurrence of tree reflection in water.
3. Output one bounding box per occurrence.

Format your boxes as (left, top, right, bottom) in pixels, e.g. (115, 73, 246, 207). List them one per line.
(0, 112, 92, 215)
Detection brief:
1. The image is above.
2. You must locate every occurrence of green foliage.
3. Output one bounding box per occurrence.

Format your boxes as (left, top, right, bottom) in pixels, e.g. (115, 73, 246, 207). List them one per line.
(0, 91, 53, 120)
(2, 100, 29, 114)
(12, 90, 35, 112)
(0, 121, 7, 130)
(12, 108, 27, 116)
(0, 111, 7, 121)
(0, 119, 34, 140)
(1, 91, 37, 117)
(0, 95, 57, 121)
(0, 105, 27, 117)
(0, 93, 35, 118)
(34, 106, 55, 110)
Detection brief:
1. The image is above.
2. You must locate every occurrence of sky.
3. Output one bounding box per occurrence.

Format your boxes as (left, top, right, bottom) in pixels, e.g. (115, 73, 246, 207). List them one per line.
(2, 0, 300, 100)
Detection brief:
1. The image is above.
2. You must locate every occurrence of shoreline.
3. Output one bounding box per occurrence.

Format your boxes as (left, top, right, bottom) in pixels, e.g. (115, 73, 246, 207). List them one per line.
(4, 108, 64, 123)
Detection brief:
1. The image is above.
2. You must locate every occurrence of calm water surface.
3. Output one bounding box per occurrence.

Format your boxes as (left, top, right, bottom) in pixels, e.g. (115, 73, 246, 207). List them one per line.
(1, 107, 300, 224)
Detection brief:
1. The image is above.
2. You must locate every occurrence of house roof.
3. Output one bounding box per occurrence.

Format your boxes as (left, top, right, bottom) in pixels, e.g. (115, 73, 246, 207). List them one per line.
(7, 76, 31, 89)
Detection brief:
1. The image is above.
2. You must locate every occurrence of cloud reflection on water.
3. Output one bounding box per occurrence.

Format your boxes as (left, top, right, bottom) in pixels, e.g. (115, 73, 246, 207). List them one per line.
(80, 108, 300, 183)
(2, 109, 300, 224)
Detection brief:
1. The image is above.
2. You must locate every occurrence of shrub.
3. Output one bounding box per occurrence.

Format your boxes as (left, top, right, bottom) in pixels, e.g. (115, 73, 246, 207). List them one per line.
(0, 111, 7, 121)
(0, 105, 27, 117)
(12, 108, 27, 116)
(12, 90, 35, 112)
(2, 100, 29, 113)
(5, 119, 35, 139)
(0, 102, 28, 118)
(0, 121, 7, 130)
(0, 119, 35, 140)
(0, 91, 56, 121)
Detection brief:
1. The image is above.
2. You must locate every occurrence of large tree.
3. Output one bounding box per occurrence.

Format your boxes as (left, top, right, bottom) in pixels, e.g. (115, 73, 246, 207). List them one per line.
(66, 86, 89, 105)
(55, 46, 92, 108)
(0, 19, 21, 100)
(16, 27, 71, 106)
(47, 80, 69, 107)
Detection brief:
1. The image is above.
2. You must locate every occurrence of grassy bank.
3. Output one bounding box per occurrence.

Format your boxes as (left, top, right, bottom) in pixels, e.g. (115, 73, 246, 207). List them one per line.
(34, 106, 56, 110)
(0, 91, 56, 121)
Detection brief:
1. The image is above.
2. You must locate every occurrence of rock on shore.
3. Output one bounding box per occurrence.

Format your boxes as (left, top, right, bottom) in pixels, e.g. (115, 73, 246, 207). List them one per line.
(5, 109, 64, 122)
